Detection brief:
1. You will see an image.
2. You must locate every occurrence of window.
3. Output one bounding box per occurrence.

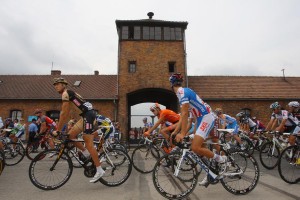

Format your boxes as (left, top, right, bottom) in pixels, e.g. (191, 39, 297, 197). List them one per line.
(164, 27, 182, 40)
(143, 26, 161, 40)
(46, 110, 60, 121)
(11, 110, 22, 121)
(129, 61, 136, 73)
(134, 26, 141, 40)
(121, 26, 129, 39)
(168, 62, 176, 72)
(143, 26, 150, 40)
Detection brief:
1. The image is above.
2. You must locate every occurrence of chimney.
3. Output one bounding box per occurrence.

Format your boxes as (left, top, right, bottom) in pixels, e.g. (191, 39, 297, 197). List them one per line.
(51, 70, 61, 75)
(94, 70, 99, 75)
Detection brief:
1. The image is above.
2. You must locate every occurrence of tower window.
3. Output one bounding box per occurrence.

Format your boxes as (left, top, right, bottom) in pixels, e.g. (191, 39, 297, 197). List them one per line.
(121, 26, 129, 39)
(164, 27, 182, 40)
(129, 61, 136, 73)
(134, 26, 141, 40)
(168, 62, 176, 72)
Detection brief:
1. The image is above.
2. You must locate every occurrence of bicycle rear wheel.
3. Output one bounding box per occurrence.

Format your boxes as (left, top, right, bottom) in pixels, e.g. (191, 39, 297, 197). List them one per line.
(4, 142, 25, 166)
(152, 153, 198, 200)
(259, 141, 280, 169)
(221, 152, 260, 195)
(99, 148, 132, 187)
(29, 149, 73, 190)
(278, 145, 300, 184)
(131, 144, 159, 173)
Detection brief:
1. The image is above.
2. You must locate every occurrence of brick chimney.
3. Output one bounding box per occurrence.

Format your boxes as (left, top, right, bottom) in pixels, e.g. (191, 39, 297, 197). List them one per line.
(51, 70, 61, 75)
(94, 70, 99, 75)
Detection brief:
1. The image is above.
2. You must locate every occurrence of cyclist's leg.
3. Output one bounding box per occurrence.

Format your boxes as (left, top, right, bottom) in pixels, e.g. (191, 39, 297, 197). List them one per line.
(68, 119, 85, 151)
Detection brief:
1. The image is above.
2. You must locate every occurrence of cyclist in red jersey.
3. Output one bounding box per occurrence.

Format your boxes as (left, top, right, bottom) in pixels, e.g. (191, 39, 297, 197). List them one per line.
(144, 103, 180, 141)
(34, 109, 56, 149)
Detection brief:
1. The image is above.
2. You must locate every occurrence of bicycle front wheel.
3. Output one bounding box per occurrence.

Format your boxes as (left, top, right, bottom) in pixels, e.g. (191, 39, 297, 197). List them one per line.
(99, 148, 132, 187)
(278, 145, 300, 184)
(4, 142, 25, 166)
(29, 149, 73, 190)
(221, 152, 260, 195)
(131, 144, 159, 173)
(152, 153, 198, 200)
(259, 141, 280, 169)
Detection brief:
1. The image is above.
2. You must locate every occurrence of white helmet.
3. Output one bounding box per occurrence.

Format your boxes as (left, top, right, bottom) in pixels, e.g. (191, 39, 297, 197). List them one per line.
(288, 101, 300, 108)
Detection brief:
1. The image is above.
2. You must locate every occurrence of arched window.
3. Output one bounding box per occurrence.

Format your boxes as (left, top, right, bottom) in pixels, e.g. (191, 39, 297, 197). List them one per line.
(10, 109, 22, 121)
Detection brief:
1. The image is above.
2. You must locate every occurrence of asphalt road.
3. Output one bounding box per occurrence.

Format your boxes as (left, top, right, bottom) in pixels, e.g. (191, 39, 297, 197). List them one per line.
(0, 151, 299, 200)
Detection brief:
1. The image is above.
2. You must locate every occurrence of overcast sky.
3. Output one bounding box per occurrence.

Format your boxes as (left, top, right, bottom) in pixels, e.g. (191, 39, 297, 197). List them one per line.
(0, 0, 299, 76)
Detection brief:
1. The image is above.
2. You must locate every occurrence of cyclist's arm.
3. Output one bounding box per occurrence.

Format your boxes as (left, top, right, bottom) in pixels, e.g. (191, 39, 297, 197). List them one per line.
(39, 122, 47, 134)
(57, 101, 70, 131)
(179, 103, 189, 136)
(275, 119, 287, 132)
(265, 118, 275, 131)
(145, 118, 163, 134)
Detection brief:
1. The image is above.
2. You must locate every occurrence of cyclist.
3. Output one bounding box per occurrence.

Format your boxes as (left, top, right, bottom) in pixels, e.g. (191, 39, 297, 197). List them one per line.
(215, 108, 245, 149)
(142, 117, 153, 135)
(8, 118, 25, 144)
(286, 101, 300, 146)
(236, 112, 258, 141)
(51, 77, 104, 183)
(265, 102, 296, 133)
(93, 114, 115, 141)
(34, 109, 56, 150)
(169, 73, 227, 171)
(144, 103, 180, 153)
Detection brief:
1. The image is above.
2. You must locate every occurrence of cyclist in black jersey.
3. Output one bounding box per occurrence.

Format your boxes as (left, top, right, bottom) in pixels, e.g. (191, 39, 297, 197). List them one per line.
(52, 77, 105, 183)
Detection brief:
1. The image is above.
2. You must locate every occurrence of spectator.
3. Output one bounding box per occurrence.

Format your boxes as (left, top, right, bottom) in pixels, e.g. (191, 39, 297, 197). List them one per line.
(28, 118, 38, 145)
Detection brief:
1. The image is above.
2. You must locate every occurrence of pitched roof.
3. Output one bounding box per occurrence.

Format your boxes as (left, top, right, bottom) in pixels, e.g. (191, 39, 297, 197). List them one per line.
(188, 76, 300, 100)
(0, 75, 118, 100)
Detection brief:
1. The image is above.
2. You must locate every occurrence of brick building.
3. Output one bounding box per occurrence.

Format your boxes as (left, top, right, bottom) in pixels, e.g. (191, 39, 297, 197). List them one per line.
(0, 13, 300, 141)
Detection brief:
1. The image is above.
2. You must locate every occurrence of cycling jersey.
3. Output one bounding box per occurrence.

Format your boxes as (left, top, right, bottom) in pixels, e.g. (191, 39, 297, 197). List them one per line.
(176, 87, 214, 139)
(176, 87, 211, 118)
(271, 110, 296, 127)
(158, 109, 180, 124)
(240, 117, 257, 128)
(62, 90, 93, 114)
(40, 116, 57, 131)
(95, 115, 115, 139)
(219, 114, 239, 134)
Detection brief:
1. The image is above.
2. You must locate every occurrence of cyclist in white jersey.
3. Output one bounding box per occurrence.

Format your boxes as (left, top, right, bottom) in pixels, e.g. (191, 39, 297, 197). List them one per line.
(286, 101, 300, 145)
(236, 112, 258, 141)
(169, 73, 227, 165)
(266, 102, 296, 133)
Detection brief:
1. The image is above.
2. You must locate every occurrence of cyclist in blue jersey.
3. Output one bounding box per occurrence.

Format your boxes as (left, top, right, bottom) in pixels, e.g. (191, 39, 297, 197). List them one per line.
(215, 108, 244, 149)
(169, 73, 227, 166)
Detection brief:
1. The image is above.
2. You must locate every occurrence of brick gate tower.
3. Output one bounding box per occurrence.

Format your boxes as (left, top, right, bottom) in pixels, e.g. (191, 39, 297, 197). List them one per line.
(115, 12, 188, 139)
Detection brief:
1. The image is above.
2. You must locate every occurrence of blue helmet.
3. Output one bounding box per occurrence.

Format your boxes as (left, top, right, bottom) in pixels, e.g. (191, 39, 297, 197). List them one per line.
(270, 102, 281, 109)
(169, 73, 183, 86)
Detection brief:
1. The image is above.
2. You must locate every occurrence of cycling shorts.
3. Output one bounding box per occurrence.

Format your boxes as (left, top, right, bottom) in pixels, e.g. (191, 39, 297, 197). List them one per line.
(195, 113, 215, 139)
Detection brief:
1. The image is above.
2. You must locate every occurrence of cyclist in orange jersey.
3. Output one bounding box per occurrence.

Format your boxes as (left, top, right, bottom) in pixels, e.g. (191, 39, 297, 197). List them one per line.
(144, 103, 180, 141)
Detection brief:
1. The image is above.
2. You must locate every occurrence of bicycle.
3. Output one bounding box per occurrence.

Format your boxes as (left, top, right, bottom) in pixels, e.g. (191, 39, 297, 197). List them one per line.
(28, 132, 132, 190)
(259, 131, 290, 169)
(131, 135, 171, 174)
(278, 133, 300, 184)
(0, 131, 25, 166)
(217, 129, 253, 155)
(152, 136, 260, 199)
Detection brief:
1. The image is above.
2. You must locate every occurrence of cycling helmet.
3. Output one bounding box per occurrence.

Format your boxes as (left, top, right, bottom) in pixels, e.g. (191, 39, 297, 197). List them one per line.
(169, 73, 183, 86)
(34, 109, 42, 114)
(270, 102, 281, 109)
(236, 112, 245, 118)
(150, 103, 160, 111)
(53, 77, 68, 85)
(288, 101, 300, 108)
(214, 108, 223, 115)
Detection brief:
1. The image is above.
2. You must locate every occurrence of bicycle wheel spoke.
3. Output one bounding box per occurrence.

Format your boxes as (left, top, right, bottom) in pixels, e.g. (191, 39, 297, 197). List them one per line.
(132, 145, 159, 173)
